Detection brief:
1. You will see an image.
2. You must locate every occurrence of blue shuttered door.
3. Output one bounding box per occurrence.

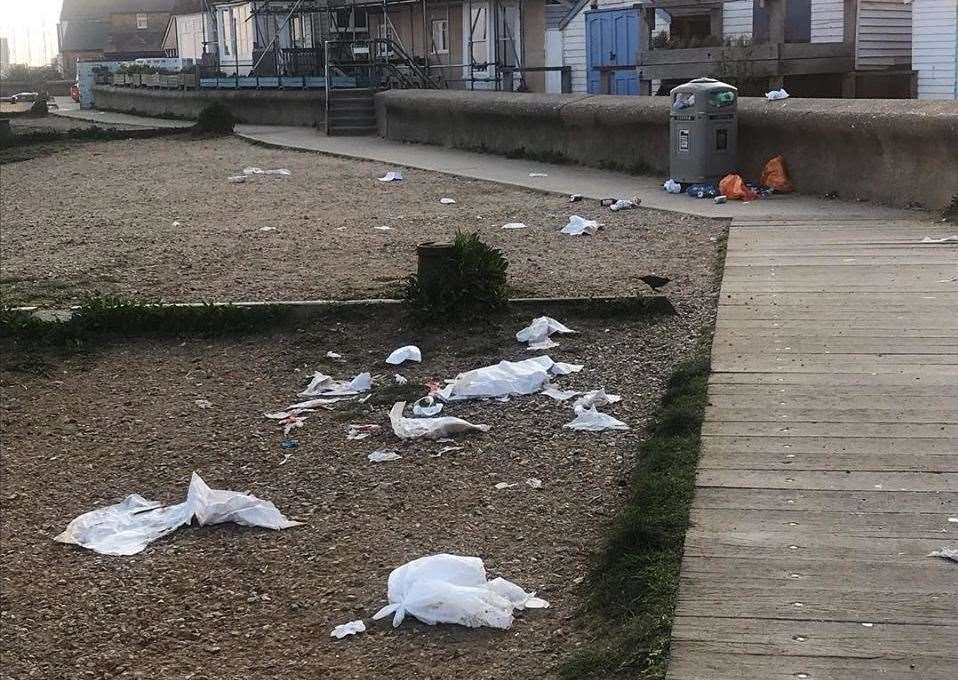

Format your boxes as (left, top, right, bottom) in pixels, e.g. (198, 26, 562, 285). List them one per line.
(586, 9, 641, 95)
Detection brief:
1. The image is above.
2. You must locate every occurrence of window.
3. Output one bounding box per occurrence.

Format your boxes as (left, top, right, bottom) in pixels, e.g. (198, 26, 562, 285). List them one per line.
(136, 13, 148, 30)
(221, 9, 231, 55)
(431, 19, 448, 55)
(377, 23, 395, 57)
(333, 8, 368, 33)
(469, 8, 487, 65)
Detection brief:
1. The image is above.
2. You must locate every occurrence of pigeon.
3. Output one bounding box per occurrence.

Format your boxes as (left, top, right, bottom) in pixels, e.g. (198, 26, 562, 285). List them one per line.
(639, 274, 671, 291)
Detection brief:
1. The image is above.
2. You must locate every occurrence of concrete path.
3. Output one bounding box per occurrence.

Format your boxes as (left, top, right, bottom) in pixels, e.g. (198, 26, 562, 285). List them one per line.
(52, 107, 193, 129)
(667, 219, 958, 680)
(235, 124, 923, 222)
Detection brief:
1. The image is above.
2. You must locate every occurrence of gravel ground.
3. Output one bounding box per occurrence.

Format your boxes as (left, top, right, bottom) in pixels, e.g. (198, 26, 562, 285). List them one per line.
(0, 135, 724, 306)
(7, 115, 140, 134)
(0, 289, 720, 678)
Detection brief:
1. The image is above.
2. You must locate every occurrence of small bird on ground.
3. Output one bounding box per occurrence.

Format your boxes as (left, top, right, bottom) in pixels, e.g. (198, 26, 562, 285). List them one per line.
(639, 274, 671, 292)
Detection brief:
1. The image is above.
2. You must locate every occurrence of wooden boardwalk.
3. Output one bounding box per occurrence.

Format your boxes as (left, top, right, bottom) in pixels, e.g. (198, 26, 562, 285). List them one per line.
(667, 220, 958, 680)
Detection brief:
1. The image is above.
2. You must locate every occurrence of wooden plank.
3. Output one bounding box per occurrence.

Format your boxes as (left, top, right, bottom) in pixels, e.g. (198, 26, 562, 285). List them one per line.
(701, 420, 958, 439)
(691, 487, 958, 513)
(699, 450, 958, 472)
(695, 469, 958, 491)
(705, 406, 958, 424)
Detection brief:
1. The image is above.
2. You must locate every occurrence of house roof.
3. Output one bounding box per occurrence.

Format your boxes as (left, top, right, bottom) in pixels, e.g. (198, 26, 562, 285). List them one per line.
(59, 19, 111, 51)
(60, 0, 177, 21)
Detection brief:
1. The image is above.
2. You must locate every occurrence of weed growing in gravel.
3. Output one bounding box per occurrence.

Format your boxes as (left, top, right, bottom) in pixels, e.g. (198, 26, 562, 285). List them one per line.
(560, 353, 711, 680)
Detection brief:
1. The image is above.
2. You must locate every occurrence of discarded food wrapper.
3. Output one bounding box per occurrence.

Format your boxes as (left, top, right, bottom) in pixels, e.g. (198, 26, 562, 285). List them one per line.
(561, 215, 601, 236)
(331, 620, 366, 638)
(389, 402, 489, 439)
(378, 171, 403, 182)
(765, 88, 790, 100)
(564, 405, 629, 432)
(300, 371, 372, 397)
(194, 399, 213, 409)
(347, 424, 381, 441)
(243, 167, 291, 176)
(440, 198, 457, 205)
(609, 199, 638, 212)
(529, 172, 548, 178)
(437, 356, 579, 401)
(663, 179, 682, 194)
(386, 345, 422, 365)
(502, 222, 529, 230)
(394, 373, 408, 385)
(412, 396, 443, 417)
(368, 449, 402, 463)
(686, 183, 718, 199)
(54, 473, 301, 556)
(372, 553, 549, 629)
(573, 388, 622, 410)
(227, 175, 247, 184)
(494, 482, 517, 490)
(921, 236, 958, 244)
(516, 316, 576, 351)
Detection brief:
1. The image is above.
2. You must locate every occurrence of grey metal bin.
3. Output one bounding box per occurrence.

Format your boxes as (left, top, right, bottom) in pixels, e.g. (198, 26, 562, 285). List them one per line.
(669, 78, 738, 184)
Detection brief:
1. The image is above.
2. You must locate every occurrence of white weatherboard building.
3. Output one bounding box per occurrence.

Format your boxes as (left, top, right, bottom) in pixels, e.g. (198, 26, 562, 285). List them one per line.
(911, 0, 958, 98)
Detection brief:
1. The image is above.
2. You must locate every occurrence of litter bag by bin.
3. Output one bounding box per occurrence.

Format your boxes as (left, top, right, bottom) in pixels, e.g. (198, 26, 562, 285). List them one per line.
(760, 155, 794, 193)
(719, 174, 758, 201)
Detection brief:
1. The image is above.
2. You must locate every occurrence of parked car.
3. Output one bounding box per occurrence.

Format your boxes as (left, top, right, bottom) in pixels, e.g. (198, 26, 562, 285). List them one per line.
(9, 92, 39, 103)
(70, 83, 80, 102)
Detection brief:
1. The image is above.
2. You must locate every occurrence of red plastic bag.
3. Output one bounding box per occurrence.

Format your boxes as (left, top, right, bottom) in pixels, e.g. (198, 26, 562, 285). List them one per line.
(761, 155, 794, 193)
(719, 174, 757, 201)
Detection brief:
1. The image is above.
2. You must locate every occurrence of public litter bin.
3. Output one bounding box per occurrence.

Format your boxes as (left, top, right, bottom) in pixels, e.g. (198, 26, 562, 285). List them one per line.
(669, 77, 738, 184)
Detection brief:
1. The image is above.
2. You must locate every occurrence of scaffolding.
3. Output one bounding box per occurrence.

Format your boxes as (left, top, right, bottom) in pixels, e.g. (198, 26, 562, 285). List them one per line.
(198, 0, 529, 90)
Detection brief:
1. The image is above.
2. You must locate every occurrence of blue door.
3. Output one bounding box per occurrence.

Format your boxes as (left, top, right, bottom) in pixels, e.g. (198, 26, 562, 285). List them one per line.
(586, 8, 642, 94)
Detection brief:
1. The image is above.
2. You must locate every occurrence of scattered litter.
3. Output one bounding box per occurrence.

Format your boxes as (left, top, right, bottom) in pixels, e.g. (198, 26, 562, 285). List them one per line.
(766, 88, 790, 100)
(389, 402, 489, 439)
(54, 472, 301, 556)
(437, 356, 577, 401)
(279, 454, 292, 466)
(194, 399, 213, 409)
(686, 183, 718, 199)
(412, 396, 443, 417)
(495, 482, 517, 490)
(371, 553, 549, 629)
(440, 198, 457, 204)
(386, 345, 422, 365)
(551, 361, 583, 375)
(761, 155, 794, 193)
(502, 222, 529, 230)
(280, 439, 299, 449)
(326, 351, 343, 360)
(516, 316, 576, 350)
(921, 236, 958, 243)
(437, 445, 463, 455)
(394, 373, 408, 385)
(374, 225, 393, 231)
(569, 194, 583, 202)
(264, 407, 316, 420)
(284, 396, 350, 410)
(928, 547, 958, 562)
(525, 478, 542, 489)
(258, 226, 277, 232)
(719, 174, 758, 201)
(541, 385, 581, 401)
(609, 199, 638, 211)
(347, 424, 381, 441)
(573, 389, 622, 410)
(281, 416, 306, 436)
(300, 371, 372, 397)
(368, 449, 402, 463)
(172, 221, 182, 228)
(561, 215, 601, 236)
(331, 620, 366, 638)
(672, 92, 694, 110)
(243, 167, 290, 176)
(949, 518, 958, 523)
(378, 171, 403, 182)
(600, 198, 616, 207)
(529, 172, 548, 177)
(564, 405, 629, 432)
(714, 196, 727, 204)
(663, 179, 682, 194)
(227, 175, 247, 183)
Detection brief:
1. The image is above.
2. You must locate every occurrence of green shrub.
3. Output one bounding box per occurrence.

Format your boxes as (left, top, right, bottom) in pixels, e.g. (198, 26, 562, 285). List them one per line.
(405, 231, 509, 319)
(194, 102, 236, 134)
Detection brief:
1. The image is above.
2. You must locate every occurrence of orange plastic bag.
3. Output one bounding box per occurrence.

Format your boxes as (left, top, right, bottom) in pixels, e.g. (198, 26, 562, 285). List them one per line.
(761, 155, 794, 193)
(719, 174, 757, 201)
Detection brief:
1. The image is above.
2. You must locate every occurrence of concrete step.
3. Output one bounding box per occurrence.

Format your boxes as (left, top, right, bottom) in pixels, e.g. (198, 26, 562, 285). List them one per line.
(327, 125, 377, 136)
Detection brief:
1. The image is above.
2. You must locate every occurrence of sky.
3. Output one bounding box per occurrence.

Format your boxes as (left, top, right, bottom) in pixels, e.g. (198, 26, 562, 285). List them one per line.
(0, 0, 63, 67)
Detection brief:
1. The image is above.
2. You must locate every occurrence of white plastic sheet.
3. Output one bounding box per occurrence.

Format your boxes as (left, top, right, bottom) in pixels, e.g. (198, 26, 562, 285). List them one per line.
(368, 449, 402, 463)
(561, 215, 600, 236)
(389, 402, 489, 439)
(573, 388, 622, 410)
(386, 345, 422, 365)
(54, 473, 301, 556)
(371, 554, 548, 629)
(564, 405, 629, 431)
(928, 547, 958, 562)
(921, 236, 958, 243)
(440, 198, 457, 204)
(516, 316, 576, 350)
(528, 172, 548, 177)
(378, 171, 403, 182)
(243, 167, 291, 176)
(331, 620, 366, 638)
(300, 371, 372, 397)
(347, 424, 381, 440)
(765, 88, 790, 100)
(438, 356, 571, 401)
(227, 175, 247, 184)
(609, 199, 637, 212)
(374, 225, 393, 231)
(540, 386, 580, 401)
(394, 373, 408, 385)
(663, 179, 682, 194)
(502, 222, 528, 230)
(412, 396, 443, 417)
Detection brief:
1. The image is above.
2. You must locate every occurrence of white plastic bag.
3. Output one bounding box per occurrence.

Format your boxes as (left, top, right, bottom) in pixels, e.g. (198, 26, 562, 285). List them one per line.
(55, 473, 301, 556)
(386, 345, 422, 365)
(440, 198, 457, 205)
(227, 175, 247, 184)
(389, 402, 489, 439)
(502, 222, 529, 230)
(663, 179, 682, 194)
(299, 371, 371, 397)
(378, 171, 403, 182)
(368, 449, 402, 463)
(371, 554, 548, 629)
(609, 199, 637, 212)
(243, 167, 290, 176)
(412, 396, 443, 417)
(516, 316, 576, 350)
(438, 356, 565, 400)
(765, 88, 789, 100)
(573, 388, 622, 410)
(561, 215, 601, 236)
(564, 405, 629, 432)
(331, 620, 366, 638)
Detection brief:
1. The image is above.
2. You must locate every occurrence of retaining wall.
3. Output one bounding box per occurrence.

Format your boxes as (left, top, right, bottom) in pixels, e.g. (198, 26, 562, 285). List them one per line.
(375, 90, 958, 209)
(91, 86, 325, 127)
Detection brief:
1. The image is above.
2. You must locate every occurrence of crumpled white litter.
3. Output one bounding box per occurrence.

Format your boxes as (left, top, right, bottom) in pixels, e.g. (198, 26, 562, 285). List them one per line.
(569, 194, 583, 202)
(347, 424, 381, 440)
(300, 371, 372, 397)
(368, 449, 402, 463)
(386, 345, 422, 365)
(194, 399, 213, 409)
(766, 88, 789, 100)
(573, 388, 622, 410)
(502, 222, 528, 230)
(564, 405, 629, 432)
(394, 373, 408, 385)
(561, 215, 601, 236)
(258, 226, 277, 232)
(378, 171, 403, 182)
(526, 478, 542, 489)
(374, 225, 393, 231)
(928, 547, 958, 562)
(243, 167, 291, 176)
(437, 356, 576, 401)
(921, 236, 958, 243)
(528, 172, 548, 177)
(413, 396, 443, 417)
(389, 402, 489, 439)
(516, 316, 576, 350)
(227, 175, 247, 183)
(440, 198, 457, 205)
(540, 385, 581, 401)
(609, 199, 638, 212)
(664, 179, 682, 194)
(326, 351, 343, 360)
(331, 620, 366, 638)
(54, 473, 301, 556)
(495, 481, 517, 490)
(372, 553, 549, 629)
